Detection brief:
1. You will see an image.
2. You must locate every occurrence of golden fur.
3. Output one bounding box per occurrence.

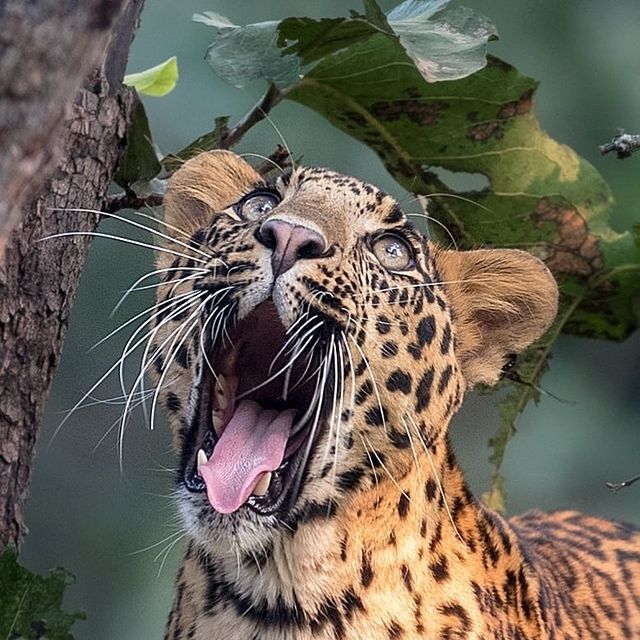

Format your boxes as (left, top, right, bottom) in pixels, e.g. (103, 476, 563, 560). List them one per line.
(151, 151, 639, 639)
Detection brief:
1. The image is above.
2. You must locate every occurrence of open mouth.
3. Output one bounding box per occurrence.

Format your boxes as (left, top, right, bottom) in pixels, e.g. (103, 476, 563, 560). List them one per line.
(181, 300, 328, 516)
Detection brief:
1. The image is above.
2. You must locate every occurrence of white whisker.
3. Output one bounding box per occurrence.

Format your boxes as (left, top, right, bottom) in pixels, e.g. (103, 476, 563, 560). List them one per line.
(237, 328, 319, 403)
(268, 317, 323, 376)
(331, 335, 347, 488)
(39, 231, 210, 265)
(129, 529, 184, 556)
(94, 289, 201, 351)
(239, 152, 286, 175)
(52, 207, 217, 261)
(145, 297, 211, 433)
(47, 292, 204, 449)
(406, 412, 464, 544)
(111, 266, 208, 317)
(401, 415, 423, 484)
(290, 346, 329, 502)
(155, 532, 187, 578)
(117, 291, 205, 405)
(132, 209, 207, 243)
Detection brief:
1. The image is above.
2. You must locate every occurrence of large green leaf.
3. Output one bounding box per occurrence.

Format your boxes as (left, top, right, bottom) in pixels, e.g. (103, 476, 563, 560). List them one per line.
(199, 18, 301, 89)
(284, 41, 640, 507)
(0, 548, 84, 639)
(195, 0, 496, 88)
(287, 46, 639, 329)
(194, 2, 638, 509)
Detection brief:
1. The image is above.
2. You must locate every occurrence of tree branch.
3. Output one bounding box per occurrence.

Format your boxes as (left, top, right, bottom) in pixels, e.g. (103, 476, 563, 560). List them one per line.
(105, 192, 164, 213)
(606, 473, 640, 493)
(108, 84, 287, 213)
(219, 83, 283, 149)
(162, 84, 283, 173)
(0, 0, 145, 550)
(599, 129, 640, 159)
(0, 0, 129, 261)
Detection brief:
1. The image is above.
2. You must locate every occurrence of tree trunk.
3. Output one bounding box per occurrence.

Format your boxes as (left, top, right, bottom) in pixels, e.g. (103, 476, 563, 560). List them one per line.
(0, 0, 145, 550)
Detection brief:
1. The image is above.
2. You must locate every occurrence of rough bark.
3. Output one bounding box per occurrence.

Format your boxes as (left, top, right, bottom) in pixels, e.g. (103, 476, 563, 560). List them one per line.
(0, 0, 126, 258)
(0, 0, 145, 550)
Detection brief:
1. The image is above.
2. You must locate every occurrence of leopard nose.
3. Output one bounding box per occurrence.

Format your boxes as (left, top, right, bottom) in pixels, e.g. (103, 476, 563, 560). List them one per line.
(257, 219, 327, 276)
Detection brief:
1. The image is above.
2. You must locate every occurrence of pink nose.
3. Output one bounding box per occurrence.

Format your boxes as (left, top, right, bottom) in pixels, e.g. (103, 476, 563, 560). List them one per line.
(258, 219, 327, 276)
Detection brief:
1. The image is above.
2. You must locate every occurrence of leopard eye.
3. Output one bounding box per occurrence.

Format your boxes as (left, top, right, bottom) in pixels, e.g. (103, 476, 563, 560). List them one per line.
(237, 191, 280, 220)
(372, 234, 414, 271)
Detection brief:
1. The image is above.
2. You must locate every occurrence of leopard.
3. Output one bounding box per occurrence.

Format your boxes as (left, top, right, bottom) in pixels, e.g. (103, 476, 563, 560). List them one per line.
(150, 149, 640, 639)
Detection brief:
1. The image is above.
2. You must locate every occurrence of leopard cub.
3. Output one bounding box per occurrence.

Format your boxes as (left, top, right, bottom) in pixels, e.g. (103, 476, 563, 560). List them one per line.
(150, 151, 640, 639)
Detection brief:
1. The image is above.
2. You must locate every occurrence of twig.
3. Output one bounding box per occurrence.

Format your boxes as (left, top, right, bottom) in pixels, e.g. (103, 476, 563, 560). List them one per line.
(162, 85, 283, 172)
(105, 192, 163, 213)
(219, 83, 283, 149)
(109, 84, 286, 213)
(606, 473, 640, 493)
(255, 145, 292, 177)
(599, 129, 640, 159)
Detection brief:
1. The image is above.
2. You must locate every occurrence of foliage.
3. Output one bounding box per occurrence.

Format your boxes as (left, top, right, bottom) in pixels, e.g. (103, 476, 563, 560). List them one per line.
(114, 101, 161, 195)
(123, 56, 179, 97)
(116, 0, 640, 509)
(193, 0, 496, 88)
(0, 548, 84, 639)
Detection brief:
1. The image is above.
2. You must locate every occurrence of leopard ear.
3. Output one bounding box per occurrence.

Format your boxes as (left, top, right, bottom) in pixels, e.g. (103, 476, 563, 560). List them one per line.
(435, 248, 558, 387)
(163, 150, 263, 238)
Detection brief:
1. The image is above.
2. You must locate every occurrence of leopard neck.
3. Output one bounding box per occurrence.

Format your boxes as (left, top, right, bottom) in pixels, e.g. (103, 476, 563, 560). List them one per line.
(200, 437, 533, 616)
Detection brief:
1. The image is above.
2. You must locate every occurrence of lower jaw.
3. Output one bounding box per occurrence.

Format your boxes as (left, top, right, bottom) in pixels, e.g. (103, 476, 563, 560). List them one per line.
(181, 418, 318, 518)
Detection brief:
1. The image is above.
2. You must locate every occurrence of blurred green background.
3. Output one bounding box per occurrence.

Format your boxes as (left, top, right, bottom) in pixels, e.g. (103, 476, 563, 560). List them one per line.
(21, 1, 639, 638)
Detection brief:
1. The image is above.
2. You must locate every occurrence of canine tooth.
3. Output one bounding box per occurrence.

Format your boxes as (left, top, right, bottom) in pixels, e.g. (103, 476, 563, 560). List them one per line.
(252, 472, 272, 496)
(212, 409, 224, 436)
(225, 342, 241, 370)
(215, 374, 229, 410)
(197, 449, 208, 469)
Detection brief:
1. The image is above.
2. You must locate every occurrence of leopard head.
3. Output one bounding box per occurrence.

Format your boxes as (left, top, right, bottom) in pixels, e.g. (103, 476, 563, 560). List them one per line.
(153, 151, 558, 555)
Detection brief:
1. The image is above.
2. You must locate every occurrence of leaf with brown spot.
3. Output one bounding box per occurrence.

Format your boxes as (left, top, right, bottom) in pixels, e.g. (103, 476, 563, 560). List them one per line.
(285, 40, 639, 510)
(200, 2, 639, 511)
(287, 51, 640, 340)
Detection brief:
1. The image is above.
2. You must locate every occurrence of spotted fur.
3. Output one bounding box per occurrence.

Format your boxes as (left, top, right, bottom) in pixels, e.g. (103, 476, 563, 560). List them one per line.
(153, 151, 640, 639)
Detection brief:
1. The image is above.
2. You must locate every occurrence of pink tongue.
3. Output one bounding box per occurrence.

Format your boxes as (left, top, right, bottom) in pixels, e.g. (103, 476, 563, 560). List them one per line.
(199, 400, 296, 514)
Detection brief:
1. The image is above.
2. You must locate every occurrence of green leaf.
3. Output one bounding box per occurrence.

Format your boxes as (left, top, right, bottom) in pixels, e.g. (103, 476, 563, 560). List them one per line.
(0, 548, 84, 639)
(200, 19, 300, 89)
(388, 2, 497, 82)
(277, 17, 378, 66)
(123, 56, 179, 97)
(197, 2, 496, 89)
(115, 100, 161, 193)
(192, 11, 238, 29)
(287, 50, 640, 337)
(285, 42, 640, 506)
(362, 0, 393, 33)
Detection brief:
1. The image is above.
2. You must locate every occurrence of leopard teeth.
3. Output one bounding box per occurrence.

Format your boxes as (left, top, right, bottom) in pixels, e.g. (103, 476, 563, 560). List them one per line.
(252, 472, 272, 496)
(214, 373, 238, 412)
(197, 449, 208, 469)
(214, 374, 230, 410)
(211, 409, 224, 436)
